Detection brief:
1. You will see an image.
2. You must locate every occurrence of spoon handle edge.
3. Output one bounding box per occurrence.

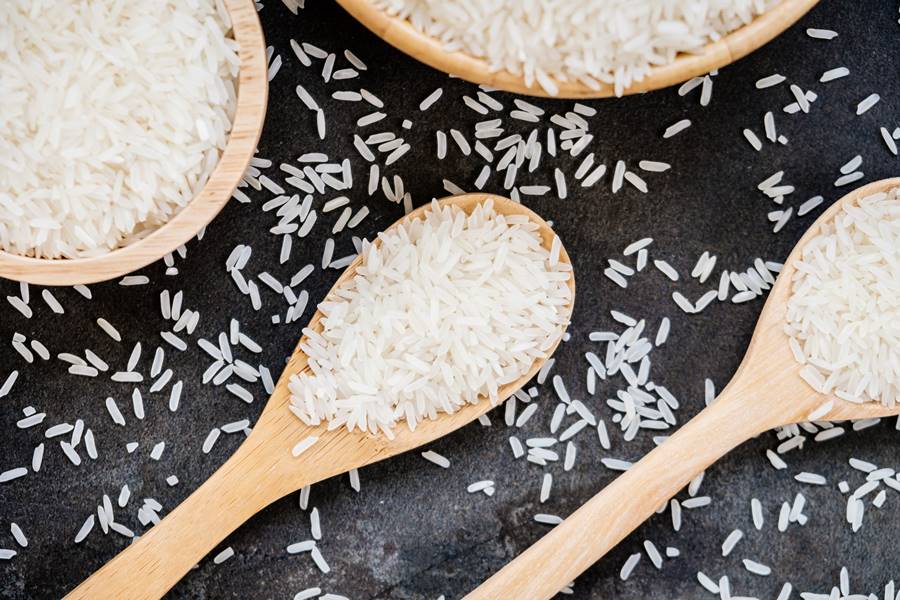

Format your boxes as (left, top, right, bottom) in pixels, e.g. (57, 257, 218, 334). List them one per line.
(62, 430, 292, 600)
(464, 387, 769, 600)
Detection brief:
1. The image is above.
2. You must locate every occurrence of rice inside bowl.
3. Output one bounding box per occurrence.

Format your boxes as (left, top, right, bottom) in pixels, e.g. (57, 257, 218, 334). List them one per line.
(374, 0, 782, 95)
(0, 0, 239, 258)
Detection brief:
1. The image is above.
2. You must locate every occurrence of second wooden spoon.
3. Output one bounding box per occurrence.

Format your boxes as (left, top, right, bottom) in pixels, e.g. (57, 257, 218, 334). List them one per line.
(467, 177, 900, 600)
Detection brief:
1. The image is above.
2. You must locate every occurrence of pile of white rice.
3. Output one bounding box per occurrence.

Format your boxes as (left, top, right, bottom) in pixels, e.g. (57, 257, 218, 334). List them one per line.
(785, 188, 899, 406)
(288, 199, 573, 436)
(0, 0, 239, 259)
(373, 0, 781, 96)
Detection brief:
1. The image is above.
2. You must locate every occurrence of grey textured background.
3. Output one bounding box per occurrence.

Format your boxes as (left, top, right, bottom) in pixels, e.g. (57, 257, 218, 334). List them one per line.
(2, 0, 899, 598)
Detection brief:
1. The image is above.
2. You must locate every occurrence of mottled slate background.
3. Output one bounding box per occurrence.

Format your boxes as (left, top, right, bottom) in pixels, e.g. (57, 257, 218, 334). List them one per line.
(1, 0, 899, 598)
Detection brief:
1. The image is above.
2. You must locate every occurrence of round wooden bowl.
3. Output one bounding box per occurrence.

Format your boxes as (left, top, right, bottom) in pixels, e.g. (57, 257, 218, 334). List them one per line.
(335, 0, 819, 98)
(0, 0, 268, 286)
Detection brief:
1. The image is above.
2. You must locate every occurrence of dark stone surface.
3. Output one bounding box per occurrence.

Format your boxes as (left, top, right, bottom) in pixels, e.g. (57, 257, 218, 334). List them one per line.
(1, 0, 899, 598)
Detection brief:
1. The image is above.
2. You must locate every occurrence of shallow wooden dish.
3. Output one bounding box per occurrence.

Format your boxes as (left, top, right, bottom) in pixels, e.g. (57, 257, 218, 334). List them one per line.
(335, 0, 819, 98)
(0, 0, 268, 287)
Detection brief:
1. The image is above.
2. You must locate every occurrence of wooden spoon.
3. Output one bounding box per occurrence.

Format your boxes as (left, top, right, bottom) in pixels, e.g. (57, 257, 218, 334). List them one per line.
(465, 177, 900, 600)
(64, 192, 575, 600)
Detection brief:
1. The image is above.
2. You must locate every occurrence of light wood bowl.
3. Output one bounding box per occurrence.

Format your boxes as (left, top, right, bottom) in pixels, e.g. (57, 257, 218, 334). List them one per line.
(0, 0, 268, 287)
(335, 0, 819, 98)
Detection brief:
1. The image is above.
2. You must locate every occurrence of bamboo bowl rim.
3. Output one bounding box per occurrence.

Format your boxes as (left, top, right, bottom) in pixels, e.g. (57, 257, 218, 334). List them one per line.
(0, 0, 268, 287)
(335, 0, 819, 99)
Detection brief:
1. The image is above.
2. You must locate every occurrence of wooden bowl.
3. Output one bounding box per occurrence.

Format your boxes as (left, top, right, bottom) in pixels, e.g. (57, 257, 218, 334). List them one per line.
(0, 0, 268, 286)
(335, 0, 819, 98)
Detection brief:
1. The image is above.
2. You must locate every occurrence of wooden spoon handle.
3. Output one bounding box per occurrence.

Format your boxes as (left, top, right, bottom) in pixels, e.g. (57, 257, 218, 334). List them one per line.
(465, 384, 778, 600)
(64, 433, 290, 600)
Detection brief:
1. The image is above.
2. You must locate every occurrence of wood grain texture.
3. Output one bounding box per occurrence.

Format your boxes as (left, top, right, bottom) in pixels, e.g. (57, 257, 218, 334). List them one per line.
(63, 193, 575, 599)
(0, 0, 268, 287)
(465, 177, 900, 600)
(334, 0, 819, 99)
